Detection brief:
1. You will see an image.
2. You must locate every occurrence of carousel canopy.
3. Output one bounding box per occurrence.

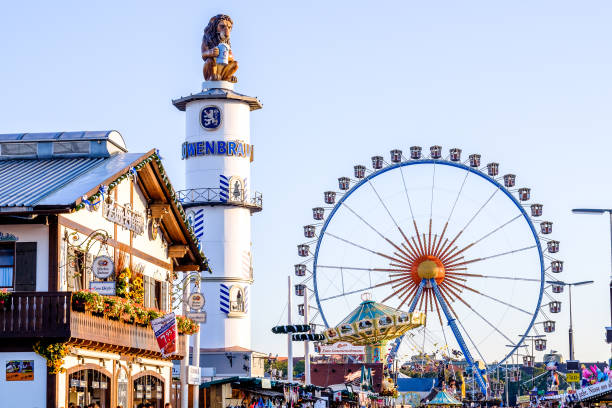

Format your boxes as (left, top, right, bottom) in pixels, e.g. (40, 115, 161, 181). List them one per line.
(323, 299, 426, 346)
(426, 391, 462, 406)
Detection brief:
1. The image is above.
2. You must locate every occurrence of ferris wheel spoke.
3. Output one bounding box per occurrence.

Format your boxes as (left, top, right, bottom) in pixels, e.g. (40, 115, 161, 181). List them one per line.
(437, 188, 499, 261)
(324, 232, 410, 266)
(382, 280, 415, 303)
(317, 265, 393, 272)
(342, 203, 418, 259)
(441, 214, 523, 265)
(448, 272, 541, 283)
(445, 245, 537, 269)
(472, 290, 532, 315)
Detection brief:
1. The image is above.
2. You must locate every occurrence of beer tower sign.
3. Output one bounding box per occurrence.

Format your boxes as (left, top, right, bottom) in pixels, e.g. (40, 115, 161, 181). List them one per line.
(173, 14, 262, 350)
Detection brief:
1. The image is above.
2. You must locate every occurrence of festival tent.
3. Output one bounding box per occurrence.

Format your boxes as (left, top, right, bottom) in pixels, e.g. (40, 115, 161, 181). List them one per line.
(425, 390, 462, 406)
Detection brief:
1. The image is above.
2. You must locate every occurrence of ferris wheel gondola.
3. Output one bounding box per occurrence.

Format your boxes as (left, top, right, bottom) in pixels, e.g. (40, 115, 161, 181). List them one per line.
(293, 145, 564, 397)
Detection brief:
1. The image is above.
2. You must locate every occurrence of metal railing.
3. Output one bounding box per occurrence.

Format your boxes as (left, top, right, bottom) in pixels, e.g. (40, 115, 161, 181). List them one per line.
(177, 188, 262, 210)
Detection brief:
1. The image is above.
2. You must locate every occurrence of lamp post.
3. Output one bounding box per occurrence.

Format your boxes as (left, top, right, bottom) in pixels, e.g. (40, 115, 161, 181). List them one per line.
(572, 208, 612, 343)
(547, 279, 594, 360)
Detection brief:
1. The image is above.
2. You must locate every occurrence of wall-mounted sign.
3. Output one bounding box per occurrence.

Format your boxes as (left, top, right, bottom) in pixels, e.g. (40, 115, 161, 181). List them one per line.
(318, 342, 365, 355)
(92, 255, 115, 279)
(90, 281, 116, 296)
(200, 106, 222, 130)
(188, 365, 201, 385)
(103, 200, 145, 235)
(187, 292, 205, 311)
(6, 360, 33, 381)
(186, 311, 207, 323)
(181, 140, 254, 162)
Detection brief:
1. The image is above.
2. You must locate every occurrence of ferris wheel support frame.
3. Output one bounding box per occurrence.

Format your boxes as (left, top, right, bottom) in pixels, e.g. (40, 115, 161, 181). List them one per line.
(312, 159, 546, 371)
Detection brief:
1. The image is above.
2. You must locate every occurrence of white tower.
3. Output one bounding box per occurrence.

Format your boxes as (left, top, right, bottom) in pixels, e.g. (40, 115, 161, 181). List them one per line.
(173, 80, 262, 350)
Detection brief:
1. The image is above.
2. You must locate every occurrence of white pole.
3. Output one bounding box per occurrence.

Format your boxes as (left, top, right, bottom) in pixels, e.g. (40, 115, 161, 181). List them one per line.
(304, 290, 311, 385)
(288, 276, 294, 382)
(193, 279, 201, 408)
(180, 273, 191, 408)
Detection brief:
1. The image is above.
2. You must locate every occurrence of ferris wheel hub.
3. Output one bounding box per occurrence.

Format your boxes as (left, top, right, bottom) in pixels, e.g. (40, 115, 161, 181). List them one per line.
(414, 255, 446, 283)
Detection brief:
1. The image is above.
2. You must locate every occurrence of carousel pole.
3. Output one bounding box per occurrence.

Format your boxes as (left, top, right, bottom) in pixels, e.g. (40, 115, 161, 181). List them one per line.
(288, 276, 294, 382)
(304, 290, 311, 385)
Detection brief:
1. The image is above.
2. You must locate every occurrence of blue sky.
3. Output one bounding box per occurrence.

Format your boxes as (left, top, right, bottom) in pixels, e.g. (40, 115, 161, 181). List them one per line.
(1, 1, 612, 362)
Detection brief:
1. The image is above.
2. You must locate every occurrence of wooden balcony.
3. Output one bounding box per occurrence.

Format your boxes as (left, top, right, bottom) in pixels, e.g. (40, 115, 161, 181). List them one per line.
(0, 291, 185, 359)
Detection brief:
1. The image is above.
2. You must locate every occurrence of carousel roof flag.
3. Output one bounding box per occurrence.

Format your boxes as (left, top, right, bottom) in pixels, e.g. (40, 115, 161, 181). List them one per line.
(294, 145, 564, 398)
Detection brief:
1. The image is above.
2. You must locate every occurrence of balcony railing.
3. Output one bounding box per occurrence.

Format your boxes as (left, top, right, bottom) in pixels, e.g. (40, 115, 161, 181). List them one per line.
(0, 292, 185, 359)
(177, 188, 262, 212)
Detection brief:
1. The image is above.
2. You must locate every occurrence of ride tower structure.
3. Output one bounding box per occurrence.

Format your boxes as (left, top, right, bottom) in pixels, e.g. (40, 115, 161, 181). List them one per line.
(173, 79, 262, 350)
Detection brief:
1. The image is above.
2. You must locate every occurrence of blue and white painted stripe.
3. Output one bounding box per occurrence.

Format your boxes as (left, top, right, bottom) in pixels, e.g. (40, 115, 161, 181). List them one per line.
(219, 175, 229, 202)
(193, 209, 204, 249)
(244, 286, 249, 313)
(220, 283, 230, 313)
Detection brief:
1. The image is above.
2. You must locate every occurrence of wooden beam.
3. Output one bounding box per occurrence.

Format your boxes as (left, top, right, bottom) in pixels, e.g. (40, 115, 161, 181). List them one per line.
(58, 216, 173, 270)
(48, 215, 60, 291)
(149, 202, 170, 218)
(174, 265, 200, 272)
(168, 245, 189, 258)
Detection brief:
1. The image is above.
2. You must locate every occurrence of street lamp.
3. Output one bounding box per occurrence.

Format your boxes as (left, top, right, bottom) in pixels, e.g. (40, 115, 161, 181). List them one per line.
(547, 280, 594, 360)
(572, 208, 612, 343)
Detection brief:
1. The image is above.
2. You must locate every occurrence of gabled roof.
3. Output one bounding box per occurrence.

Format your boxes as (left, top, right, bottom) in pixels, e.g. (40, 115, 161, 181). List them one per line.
(0, 137, 209, 271)
(0, 157, 108, 208)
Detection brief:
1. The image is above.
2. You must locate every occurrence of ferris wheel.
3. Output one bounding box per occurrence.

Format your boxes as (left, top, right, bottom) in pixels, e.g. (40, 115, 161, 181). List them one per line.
(293, 146, 564, 396)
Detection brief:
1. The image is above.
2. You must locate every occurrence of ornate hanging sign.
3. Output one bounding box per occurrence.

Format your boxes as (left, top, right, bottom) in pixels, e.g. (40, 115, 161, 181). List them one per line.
(102, 199, 145, 235)
(187, 292, 205, 311)
(92, 255, 115, 279)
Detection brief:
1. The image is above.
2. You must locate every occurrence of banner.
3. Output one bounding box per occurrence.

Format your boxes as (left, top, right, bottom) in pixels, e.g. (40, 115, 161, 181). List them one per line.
(151, 313, 178, 357)
(319, 342, 365, 355)
(573, 378, 612, 401)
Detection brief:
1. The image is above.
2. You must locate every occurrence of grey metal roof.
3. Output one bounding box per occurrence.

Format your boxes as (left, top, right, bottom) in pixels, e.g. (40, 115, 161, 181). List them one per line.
(39, 152, 146, 206)
(172, 88, 263, 111)
(0, 157, 107, 208)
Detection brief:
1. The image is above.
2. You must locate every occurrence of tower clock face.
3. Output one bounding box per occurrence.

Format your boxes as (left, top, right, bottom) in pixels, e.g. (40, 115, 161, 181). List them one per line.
(200, 106, 222, 130)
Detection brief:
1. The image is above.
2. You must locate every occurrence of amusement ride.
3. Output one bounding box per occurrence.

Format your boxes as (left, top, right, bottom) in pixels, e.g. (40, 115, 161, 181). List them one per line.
(293, 146, 564, 398)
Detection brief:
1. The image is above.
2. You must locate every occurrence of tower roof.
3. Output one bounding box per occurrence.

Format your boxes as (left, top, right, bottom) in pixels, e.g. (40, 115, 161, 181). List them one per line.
(172, 87, 263, 111)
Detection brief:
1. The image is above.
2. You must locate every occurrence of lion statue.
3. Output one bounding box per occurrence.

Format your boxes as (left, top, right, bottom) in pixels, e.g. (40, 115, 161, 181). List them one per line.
(201, 14, 238, 83)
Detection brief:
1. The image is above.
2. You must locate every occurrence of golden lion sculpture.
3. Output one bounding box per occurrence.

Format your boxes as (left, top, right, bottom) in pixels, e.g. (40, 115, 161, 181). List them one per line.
(201, 14, 238, 83)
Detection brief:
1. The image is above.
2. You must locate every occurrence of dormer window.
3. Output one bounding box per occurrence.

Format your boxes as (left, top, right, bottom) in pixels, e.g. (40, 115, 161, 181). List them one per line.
(0, 143, 37, 156)
(53, 141, 90, 155)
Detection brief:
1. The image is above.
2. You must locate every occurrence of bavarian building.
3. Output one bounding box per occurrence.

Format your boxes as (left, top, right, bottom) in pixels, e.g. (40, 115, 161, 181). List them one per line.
(0, 131, 207, 408)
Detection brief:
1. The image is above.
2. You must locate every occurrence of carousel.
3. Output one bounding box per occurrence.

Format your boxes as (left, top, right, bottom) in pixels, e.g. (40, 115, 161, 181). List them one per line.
(425, 391, 462, 407)
(322, 293, 426, 363)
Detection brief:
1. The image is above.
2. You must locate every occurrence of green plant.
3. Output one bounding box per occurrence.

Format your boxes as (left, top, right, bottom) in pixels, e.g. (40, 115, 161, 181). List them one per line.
(33, 341, 70, 374)
(0, 289, 11, 308)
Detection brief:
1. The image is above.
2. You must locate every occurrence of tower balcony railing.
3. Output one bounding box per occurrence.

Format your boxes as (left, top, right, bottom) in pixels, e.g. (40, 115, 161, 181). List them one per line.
(177, 188, 262, 213)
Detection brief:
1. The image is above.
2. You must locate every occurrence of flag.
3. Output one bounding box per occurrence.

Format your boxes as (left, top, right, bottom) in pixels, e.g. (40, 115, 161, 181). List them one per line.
(151, 313, 178, 357)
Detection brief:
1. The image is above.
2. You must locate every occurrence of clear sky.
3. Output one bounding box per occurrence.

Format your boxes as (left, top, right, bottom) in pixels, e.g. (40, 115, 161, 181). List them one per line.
(1, 1, 612, 363)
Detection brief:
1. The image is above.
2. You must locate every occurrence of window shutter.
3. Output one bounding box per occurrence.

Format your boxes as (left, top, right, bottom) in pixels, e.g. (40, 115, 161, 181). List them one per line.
(161, 281, 168, 312)
(143, 275, 150, 308)
(15, 242, 36, 291)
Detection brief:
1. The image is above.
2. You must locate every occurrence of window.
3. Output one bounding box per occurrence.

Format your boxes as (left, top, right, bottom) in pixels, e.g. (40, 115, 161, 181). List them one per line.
(133, 374, 164, 408)
(0, 242, 36, 291)
(0, 243, 15, 287)
(144, 276, 168, 311)
(53, 141, 90, 154)
(68, 368, 111, 407)
(67, 248, 91, 291)
(0, 142, 37, 156)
